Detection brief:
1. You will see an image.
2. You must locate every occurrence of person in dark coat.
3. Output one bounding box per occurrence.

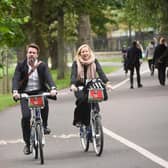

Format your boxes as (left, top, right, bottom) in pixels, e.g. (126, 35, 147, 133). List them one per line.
(121, 45, 128, 75)
(70, 44, 112, 127)
(12, 43, 57, 154)
(127, 40, 143, 89)
(153, 37, 167, 86)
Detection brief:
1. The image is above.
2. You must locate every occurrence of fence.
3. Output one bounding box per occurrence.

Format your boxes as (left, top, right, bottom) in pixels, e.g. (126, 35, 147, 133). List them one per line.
(93, 32, 163, 51)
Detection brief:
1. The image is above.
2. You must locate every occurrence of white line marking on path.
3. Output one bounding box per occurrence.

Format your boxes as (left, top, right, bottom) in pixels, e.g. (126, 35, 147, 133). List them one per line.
(0, 134, 79, 145)
(0, 139, 24, 145)
(112, 78, 129, 89)
(103, 127, 168, 168)
(52, 134, 79, 139)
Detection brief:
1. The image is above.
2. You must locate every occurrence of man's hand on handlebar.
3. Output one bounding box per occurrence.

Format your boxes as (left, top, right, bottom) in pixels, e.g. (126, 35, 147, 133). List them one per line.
(12, 90, 20, 100)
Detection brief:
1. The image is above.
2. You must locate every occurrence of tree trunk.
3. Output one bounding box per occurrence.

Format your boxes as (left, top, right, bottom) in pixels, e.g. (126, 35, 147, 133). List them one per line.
(77, 14, 93, 49)
(57, 8, 65, 79)
(49, 39, 58, 69)
(31, 0, 48, 63)
(128, 23, 132, 46)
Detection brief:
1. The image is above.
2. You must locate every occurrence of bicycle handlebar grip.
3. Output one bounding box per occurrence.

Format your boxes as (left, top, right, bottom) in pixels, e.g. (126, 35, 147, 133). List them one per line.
(13, 97, 18, 102)
(47, 95, 57, 100)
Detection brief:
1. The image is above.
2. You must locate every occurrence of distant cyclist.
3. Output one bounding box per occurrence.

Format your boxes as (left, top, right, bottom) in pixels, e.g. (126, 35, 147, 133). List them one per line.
(12, 43, 57, 155)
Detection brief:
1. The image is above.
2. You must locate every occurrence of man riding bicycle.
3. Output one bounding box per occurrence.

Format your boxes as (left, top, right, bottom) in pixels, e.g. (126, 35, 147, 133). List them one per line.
(12, 43, 57, 155)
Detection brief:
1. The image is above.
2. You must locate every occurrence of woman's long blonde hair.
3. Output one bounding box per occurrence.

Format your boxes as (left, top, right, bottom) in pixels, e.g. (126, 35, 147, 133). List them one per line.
(74, 44, 96, 80)
(75, 44, 95, 61)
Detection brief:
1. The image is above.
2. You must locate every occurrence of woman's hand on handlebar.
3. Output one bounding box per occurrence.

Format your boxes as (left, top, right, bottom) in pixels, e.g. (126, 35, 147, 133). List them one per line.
(50, 89, 57, 96)
(70, 84, 78, 92)
(106, 82, 113, 91)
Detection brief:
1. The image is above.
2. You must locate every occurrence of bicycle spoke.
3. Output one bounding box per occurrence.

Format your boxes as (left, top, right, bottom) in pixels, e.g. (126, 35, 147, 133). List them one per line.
(80, 125, 89, 152)
(92, 116, 104, 156)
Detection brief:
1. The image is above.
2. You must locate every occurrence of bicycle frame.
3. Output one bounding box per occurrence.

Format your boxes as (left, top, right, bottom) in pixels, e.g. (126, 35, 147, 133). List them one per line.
(20, 92, 50, 164)
(78, 79, 104, 156)
(30, 107, 44, 147)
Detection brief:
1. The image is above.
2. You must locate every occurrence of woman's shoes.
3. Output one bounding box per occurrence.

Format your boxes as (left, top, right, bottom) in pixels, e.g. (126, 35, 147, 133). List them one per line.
(138, 84, 143, 88)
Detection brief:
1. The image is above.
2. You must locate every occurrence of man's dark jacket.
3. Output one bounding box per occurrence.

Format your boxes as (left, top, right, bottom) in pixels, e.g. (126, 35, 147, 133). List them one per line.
(126, 46, 142, 69)
(153, 44, 167, 66)
(12, 59, 56, 92)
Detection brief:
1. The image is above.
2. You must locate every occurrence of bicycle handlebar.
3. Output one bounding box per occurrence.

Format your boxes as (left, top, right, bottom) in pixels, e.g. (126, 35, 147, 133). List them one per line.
(20, 92, 51, 99)
(70, 78, 105, 92)
(14, 92, 56, 102)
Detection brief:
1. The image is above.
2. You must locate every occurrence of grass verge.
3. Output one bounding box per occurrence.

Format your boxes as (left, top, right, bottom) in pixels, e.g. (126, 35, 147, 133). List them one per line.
(0, 94, 19, 111)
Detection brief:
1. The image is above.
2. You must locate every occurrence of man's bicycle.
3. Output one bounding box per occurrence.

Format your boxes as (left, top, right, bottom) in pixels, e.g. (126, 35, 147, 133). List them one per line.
(79, 78, 107, 156)
(19, 92, 52, 164)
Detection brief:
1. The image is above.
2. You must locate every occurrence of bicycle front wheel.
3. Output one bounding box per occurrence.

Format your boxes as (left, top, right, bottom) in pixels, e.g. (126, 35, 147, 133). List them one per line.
(30, 126, 38, 159)
(92, 116, 104, 156)
(36, 124, 44, 164)
(80, 125, 89, 152)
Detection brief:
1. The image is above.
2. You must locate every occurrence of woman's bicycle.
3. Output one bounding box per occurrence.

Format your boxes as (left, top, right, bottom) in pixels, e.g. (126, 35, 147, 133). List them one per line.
(79, 78, 107, 156)
(20, 92, 51, 164)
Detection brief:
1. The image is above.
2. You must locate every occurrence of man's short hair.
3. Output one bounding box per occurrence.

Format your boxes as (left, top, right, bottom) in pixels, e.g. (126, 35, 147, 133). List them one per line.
(132, 40, 137, 46)
(160, 37, 166, 44)
(26, 43, 40, 54)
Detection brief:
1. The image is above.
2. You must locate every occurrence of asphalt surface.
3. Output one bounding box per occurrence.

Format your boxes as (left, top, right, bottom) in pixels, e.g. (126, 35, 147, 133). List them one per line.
(0, 62, 168, 168)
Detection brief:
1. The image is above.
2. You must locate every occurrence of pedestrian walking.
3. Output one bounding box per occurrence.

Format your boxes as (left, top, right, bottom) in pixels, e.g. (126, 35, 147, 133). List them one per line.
(127, 40, 143, 89)
(121, 45, 128, 75)
(145, 40, 155, 76)
(153, 37, 167, 86)
(137, 40, 144, 57)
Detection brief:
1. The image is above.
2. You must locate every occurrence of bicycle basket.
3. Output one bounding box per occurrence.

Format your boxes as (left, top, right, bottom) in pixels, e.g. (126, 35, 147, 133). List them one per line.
(28, 95, 44, 108)
(86, 78, 108, 102)
(88, 88, 104, 102)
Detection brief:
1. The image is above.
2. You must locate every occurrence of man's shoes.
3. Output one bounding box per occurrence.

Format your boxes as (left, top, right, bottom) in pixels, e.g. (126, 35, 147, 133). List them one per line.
(44, 127, 51, 135)
(130, 86, 134, 89)
(138, 84, 143, 88)
(75, 122, 82, 128)
(160, 83, 165, 86)
(151, 71, 154, 76)
(23, 144, 32, 155)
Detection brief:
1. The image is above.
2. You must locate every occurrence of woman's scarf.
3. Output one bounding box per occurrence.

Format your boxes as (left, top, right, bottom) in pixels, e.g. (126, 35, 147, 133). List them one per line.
(77, 56, 96, 81)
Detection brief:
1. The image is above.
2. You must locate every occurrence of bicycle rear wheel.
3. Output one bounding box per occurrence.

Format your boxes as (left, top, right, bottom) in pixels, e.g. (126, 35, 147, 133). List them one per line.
(92, 116, 104, 156)
(36, 124, 44, 164)
(80, 125, 89, 152)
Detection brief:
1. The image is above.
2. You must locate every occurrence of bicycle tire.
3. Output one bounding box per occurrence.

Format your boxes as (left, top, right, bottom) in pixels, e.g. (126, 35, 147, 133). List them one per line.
(30, 126, 38, 159)
(36, 124, 44, 164)
(80, 125, 89, 152)
(34, 142, 38, 159)
(92, 116, 104, 156)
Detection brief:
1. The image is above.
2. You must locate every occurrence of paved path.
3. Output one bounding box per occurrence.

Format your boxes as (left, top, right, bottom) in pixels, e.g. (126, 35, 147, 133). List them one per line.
(1, 61, 168, 168)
